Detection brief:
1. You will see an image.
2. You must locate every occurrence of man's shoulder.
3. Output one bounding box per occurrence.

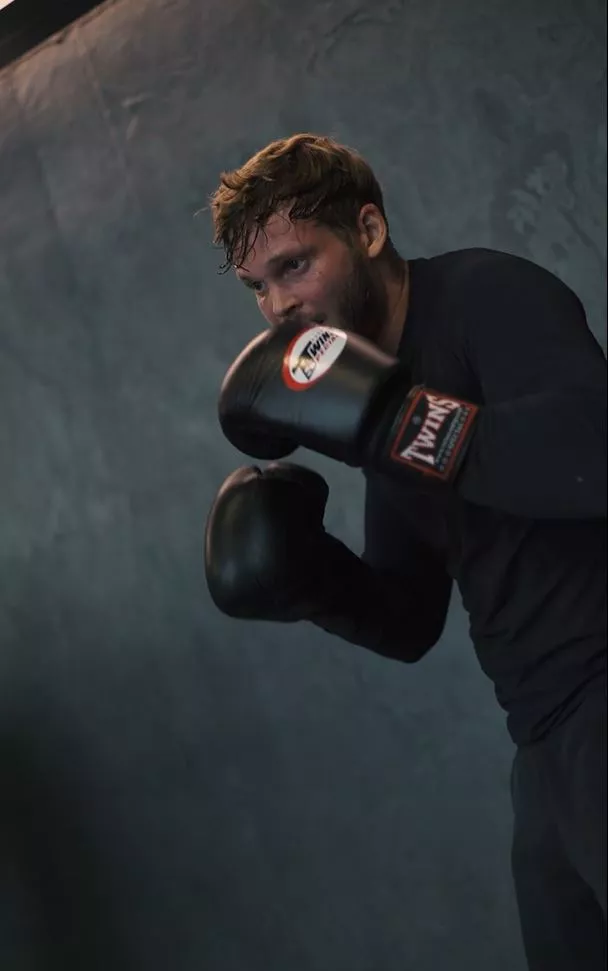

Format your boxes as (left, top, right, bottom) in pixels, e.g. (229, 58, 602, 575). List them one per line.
(428, 246, 510, 264)
(425, 246, 545, 281)
(425, 247, 573, 297)
(412, 248, 582, 325)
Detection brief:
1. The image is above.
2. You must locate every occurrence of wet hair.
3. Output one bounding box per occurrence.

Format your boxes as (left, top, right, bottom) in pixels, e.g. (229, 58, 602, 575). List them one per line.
(209, 132, 399, 272)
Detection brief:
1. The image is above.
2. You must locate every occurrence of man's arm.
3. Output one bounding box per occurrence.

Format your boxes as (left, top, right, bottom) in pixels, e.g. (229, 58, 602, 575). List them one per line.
(219, 255, 606, 521)
(454, 254, 606, 519)
(308, 474, 453, 662)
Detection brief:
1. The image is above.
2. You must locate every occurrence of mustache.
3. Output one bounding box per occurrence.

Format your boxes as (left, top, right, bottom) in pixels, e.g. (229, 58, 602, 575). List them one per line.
(282, 313, 327, 328)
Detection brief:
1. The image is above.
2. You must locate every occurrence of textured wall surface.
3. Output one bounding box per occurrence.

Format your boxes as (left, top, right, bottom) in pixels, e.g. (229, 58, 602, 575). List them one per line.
(0, 0, 605, 968)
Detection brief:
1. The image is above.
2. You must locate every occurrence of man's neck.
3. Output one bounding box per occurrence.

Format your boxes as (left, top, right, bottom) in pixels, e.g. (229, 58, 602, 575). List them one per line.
(378, 259, 410, 357)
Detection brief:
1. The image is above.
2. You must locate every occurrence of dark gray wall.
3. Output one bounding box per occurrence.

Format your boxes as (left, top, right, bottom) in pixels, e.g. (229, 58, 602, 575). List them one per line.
(0, 1, 605, 969)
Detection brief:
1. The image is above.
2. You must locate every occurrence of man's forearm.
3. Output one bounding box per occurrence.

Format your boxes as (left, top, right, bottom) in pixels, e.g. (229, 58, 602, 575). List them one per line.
(306, 534, 449, 662)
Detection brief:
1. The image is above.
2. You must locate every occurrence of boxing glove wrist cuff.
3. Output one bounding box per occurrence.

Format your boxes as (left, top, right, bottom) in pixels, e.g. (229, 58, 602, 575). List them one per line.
(378, 385, 480, 483)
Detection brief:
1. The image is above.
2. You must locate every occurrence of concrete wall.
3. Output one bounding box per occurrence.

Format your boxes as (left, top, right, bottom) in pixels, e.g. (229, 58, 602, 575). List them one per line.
(0, 0, 605, 968)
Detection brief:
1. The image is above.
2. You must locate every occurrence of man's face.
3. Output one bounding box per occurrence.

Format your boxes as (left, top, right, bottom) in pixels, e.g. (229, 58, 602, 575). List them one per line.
(234, 211, 389, 343)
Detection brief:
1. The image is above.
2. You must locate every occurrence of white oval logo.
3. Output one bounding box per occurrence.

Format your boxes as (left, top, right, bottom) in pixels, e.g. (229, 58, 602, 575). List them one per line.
(282, 326, 348, 390)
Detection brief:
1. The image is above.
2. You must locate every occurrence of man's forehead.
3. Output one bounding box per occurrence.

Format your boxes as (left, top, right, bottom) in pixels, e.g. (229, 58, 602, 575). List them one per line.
(236, 215, 314, 274)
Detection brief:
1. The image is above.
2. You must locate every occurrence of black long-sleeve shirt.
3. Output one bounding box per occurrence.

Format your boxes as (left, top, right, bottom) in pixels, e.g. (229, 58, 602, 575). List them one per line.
(310, 248, 606, 745)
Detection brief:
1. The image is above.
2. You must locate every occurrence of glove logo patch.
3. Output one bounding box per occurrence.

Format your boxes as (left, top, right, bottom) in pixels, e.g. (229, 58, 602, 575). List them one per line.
(390, 388, 479, 480)
(282, 326, 347, 391)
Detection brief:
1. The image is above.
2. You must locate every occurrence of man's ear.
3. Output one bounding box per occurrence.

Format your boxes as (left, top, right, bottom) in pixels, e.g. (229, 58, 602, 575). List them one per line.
(357, 204, 388, 259)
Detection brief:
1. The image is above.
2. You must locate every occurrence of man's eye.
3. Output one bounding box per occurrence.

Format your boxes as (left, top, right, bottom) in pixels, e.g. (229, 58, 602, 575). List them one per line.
(284, 258, 306, 274)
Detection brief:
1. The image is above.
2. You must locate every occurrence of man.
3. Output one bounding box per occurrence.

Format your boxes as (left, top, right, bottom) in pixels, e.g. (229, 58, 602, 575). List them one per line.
(205, 133, 607, 968)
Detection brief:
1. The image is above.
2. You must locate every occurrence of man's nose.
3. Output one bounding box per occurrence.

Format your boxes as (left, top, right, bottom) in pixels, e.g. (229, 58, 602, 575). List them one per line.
(271, 288, 301, 322)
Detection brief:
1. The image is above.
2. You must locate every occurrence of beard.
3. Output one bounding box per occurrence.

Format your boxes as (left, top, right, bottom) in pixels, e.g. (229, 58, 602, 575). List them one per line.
(334, 247, 389, 344)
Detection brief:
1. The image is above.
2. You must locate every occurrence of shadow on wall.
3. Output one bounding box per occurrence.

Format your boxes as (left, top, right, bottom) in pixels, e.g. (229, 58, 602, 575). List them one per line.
(0, 0, 111, 71)
(0, 714, 130, 971)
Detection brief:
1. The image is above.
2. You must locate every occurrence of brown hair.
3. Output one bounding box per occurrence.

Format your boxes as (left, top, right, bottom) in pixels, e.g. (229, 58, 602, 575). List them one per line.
(209, 133, 398, 272)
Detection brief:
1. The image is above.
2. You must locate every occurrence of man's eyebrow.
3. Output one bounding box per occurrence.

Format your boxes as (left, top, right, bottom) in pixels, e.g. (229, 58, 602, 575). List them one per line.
(237, 245, 314, 280)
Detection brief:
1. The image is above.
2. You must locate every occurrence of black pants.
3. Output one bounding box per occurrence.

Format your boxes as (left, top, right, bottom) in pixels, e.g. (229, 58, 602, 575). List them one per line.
(510, 684, 606, 970)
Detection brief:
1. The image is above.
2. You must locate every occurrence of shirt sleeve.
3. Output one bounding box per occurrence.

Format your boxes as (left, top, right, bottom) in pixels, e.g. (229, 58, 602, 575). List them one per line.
(306, 473, 453, 660)
(455, 254, 607, 519)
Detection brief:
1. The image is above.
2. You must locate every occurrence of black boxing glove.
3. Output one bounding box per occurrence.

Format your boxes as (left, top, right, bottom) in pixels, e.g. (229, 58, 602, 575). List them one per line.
(219, 323, 479, 485)
(204, 462, 331, 621)
(205, 461, 450, 662)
